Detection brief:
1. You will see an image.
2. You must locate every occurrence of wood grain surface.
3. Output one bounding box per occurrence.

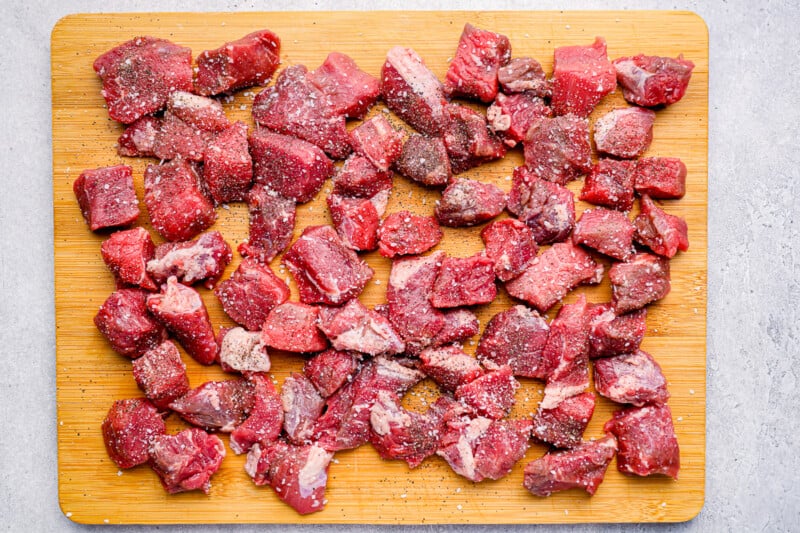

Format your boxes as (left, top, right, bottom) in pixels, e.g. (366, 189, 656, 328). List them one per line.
(52, 11, 708, 524)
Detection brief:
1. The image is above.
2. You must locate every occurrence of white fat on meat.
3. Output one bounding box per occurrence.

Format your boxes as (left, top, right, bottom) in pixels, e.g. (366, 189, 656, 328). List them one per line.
(219, 327, 271, 373)
(297, 445, 333, 498)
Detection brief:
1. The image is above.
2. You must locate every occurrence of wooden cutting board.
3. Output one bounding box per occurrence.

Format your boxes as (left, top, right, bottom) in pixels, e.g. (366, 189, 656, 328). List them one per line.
(52, 11, 707, 524)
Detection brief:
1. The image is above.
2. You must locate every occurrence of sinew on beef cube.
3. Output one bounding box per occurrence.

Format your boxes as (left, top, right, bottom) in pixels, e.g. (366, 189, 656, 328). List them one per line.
(610, 253, 671, 314)
(118, 116, 159, 157)
(430, 254, 497, 308)
(477, 305, 549, 379)
(333, 155, 393, 198)
(419, 345, 484, 391)
(230, 372, 284, 454)
(442, 104, 507, 174)
(573, 207, 635, 261)
(532, 392, 595, 449)
(487, 92, 552, 147)
(238, 184, 296, 264)
(146, 231, 232, 290)
(195, 29, 281, 96)
(309, 52, 381, 119)
(436, 178, 506, 227)
(218, 327, 271, 374)
(481, 219, 538, 281)
(101, 227, 157, 290)
(204, 121, 253, 204)
(580, 159, 637, 212)
(304, 349, 360, 398)
(318, 299, 405, 356)
(378, 211, 442, 258)
(456, 366, 519, 420)
(635, 157, 687, 199)
(282, 373, 324, 445)
(261, 302, 328, 353)
(594, 350, 670, 407)
(327, 194, 381, 252)
(634, 195, 690, 258)
(102, 398, 165, 469)
(170, 378, 254, 432)
(215, 258, 290, 332)
(604, 403, 680, 479)
(498, 57, 552, 97)
(444, 23, 511, 103)
(594, 107, 656, 159)
(394, 134, 451, 187)
(74, 165, 139, 231)
(95, 288, 167, 358)
(613, 54, 695, 107)
(132, 341, 190, 410)
(149, 428, 226, 494)
(349, 115, 405, 172)
(523, 115, 592, 185)
(507, 166, 575, 244)
(589, 304, 646, 358)
(551, 37, 616, 117)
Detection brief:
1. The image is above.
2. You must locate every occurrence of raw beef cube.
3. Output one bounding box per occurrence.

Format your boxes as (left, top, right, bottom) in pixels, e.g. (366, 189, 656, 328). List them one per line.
(203, 121, 253, 204)
(487, 92, 552, 147)
(442, 104, 507, 174)
(595, 107, 656, 159)
(369, 390, 443, 468)
(381, 46, 449, 135)
(144, 160, 216, 242)
(476, 305, 550, 379)
(573, 207, 635, 261)
(327, 194, 381, 251)
(309, 52, 381, 119)
(249, 129, 334, 203)
(74, 165, 139, 231)
(146, 277, 218, 365)
(523, 435, 617, 497)
(102, 398, 165, 469)
(613, 54, 695, 107)
(230, 372, 284, 454)
(604, 403, 680, 479)
(498, 57, 552, 97)
(610, 253, 671, 313)
(318, 299, 405, 356)
(594, 350, 670, 407)
(117, 116, 159, 157)
(540, 295, 592, 408)
(532, 392, 595, 449)
(304, 349, 360, 398)
(169, 378, 255, 432)
(634, 195, 690, 258)
(580, 159, 637, 212)
(394, 134, 451, 187)
(146, 231, 231, 290)
(333, 155, 393, 198)
(456, 366, 519, 420)
(523, 115, 592, 185)
(93, 36, 193, 124)
(430, 254, 497, 308)
(151, 112, 212, 162)
(435, 178, 506, 227)
(551, 37, 616, 117)
(505, 242, 603, 313)
(149, 428, 226, 494)
(282, 373, 325, 445)
(94, 288, 167, 358)
(419, 345, 484, 392)
(283, 225, 374, 305)
(167, 91, 230, 133)
(215, 258, 290, 332)
(217, 327, 271, 374)
(378, 211, 443, 258)
(444, 23, 511, 103)
(252, 65, 351, 159)
(634, 157, 687, 199)
(349, 115, 405, 171)
(101, 227, 157, 290)
(507, 167, 575, 244)
(238, 184, 296, 264)
(195, 29, 281, 96)
(480, 219, 538, 281)
(260, 302, 328, 353)
(434, 308, 481, 347)
(132, 341, 190, 410)
(588, 304, 646, 358)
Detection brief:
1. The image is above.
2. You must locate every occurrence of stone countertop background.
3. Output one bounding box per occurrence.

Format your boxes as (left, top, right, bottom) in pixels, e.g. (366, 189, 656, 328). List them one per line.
(1, 0, 796, 531)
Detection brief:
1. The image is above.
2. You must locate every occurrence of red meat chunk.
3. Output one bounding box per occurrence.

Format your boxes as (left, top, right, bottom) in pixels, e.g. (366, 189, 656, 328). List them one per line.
(594, 107, 656, 159)
(610, 253, 671, 314)
(101, 227, 157, 290)
(498, 57, 552, 97)
(238, 184, 296, 264)
(150, 112, 212, 162)
(94, 288, 167, 358)
(168, 91, 230, 132)
(523, 435, 617, 497)
(217, 327, 271, 374)
(523, 114, 592, 185)
(393, 134, 451, 187)
(318, 299, 405, 356)
(442, 104, 507, 174)
(430, 254, 497, 308)
(540, 295, 592, 408)
(505, 242, 603, 313)
(419, 345, 484, 392)
(333, 155, 393, 198)
(149, 428, 226, 494)
(594, 350, 670, 407)
(613, 54, 695, 107)
(249, 129, 334, 203)
(551, 37, 616, 117)
(580, 159, 637, 212)
(102, 398, 165, 469)
(144, 160, 216, 242)
(634, 195, 690, 258)
(634, 157, 687, 199)
(309, 52, 381, 119)
(327, 194, 381, 252)
(434, 308, 480, 347)
(132, 341, 190, 410)
(444, 23, 511, 103)
(304, 349, 360, 398)
(381, 46, 448, 135)
(455, 366, 519, 420)
(435, 178, 506, 227)
(378, 211, 442, 258)
(588, 304, 647, 358)
(480, 219, 538, 282)
(604, 404, 680, 479)
(203, 121, 253, 204)
(532, 392, 595, 449)
(74, 165, 139, 231)
(507, 167, 575, 244)
(169, 378, 255, 432)
(282, 373, 325, 445)
(93, 36, 192, 124)
(117, 116, 159, 157)
(573, 207, 635, 261)
(260, 302, 328, 353)
(283, 225, 374, 305)
(477, 305, 550, 379)
(487, 92, 552, 147)
(195, 29, 281, 96)
(145, 277, 218, 365)
(146, 231, 231, 290)
(349, 115, 405, 172)
(230, 372, 284, 454)
(215, 258, 290, 332)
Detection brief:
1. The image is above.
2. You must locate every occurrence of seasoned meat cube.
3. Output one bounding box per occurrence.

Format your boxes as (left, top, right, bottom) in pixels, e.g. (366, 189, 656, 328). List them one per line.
(480, 219, 538, 281)
(327, 194, 381, 252)
(551, 37, 616, 117)
(102, 398, 165, 469)
(613, 54, 695, 107)
(349, 115, 405, 171)
(588, 304, 647, 358)
(169, 378, 255, 432)
(100, 227, 157, 290)
(230, 372, 283, 454)
(215, 258, 290, 332)
(217, 327, 271, 374)
(594, 350, 670, 407)
(430, 254, 497, 308)
(580, 159, 637, 212)
(117, 116, 159, 157)
(318, 299, 405, 356)
(604, 403, 680, 479)
(573, 207, 635, 261)
(523, 435, 617, 497)
(456, 366, 519, 420)
(419, 344, 484, 392)
(146, 231, 231, 290)
(523, 114, 592, 185)
(634, 157, 687, 199)
(498, 57, 552, 97)
(282, 373, 324, 445)
(74, 165, 139, 231)
(378, 211, 442, 258)
(238, 184, 296, 264)
(309, 51, 381, 119)
(477, 305, 549, 378)
(333, 155, 393, 198)
(507, 166, 575, 244)
(634, 195, 690, 258)
(610, 253, 671, 313)
(594, 107, 656, 159)
(394, 134, 451, 187)
(442, 103, 506, 174)
(260, 302, 328, 353)
(304, 349, 360, 398)
(532, 392, 595, 449)
(444, 23, 511, 103)
(203, 121, 253, 204)
(151, 112, 212, 162)
(168, 90, 230, 132)
(487, 92, 552, 147)
(132, 341, 190, 410)
(149, 428, 226, 494)
(436, 178, 506, 227)
(94, 288, 167, 358)
(434, 308, 480, 347)
(195, 29, 281, 96)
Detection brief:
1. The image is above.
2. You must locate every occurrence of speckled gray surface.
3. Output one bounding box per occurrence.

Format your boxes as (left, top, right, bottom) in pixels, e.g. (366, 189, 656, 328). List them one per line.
(1, 0, 797, 531)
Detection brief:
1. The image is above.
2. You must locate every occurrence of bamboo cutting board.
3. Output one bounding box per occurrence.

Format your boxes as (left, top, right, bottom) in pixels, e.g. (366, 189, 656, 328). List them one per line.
(52, 11, 707, 524)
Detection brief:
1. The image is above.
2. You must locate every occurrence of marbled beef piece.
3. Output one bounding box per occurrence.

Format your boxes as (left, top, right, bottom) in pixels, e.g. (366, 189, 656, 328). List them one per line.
(634, 157, 687, 199)
(433, 308, 480, 347)
(523, 114, 592, 185)
(283, 225, 374, 305)
(93, 36, 193, 124)
(378, 211, 443, 258)
(573, 207, 635, 261)
(349, 115, 405, 172)
(203, 121, 253, 204)
(394, 134, 451, 187)
(442, 104, 507, 174)
(168, 91, 230, 132)
(634, 195, 690, 258)
(487, 92, 552, 147)
(230, 372, 284, 454)
(327, 194, 381, 252)
(580, 159, 637, 212)
(477, 305, 550, 379)
(150, 112, 212, 162)
(523, 435, 617, 497)
(505, 242, 603, 313)
(144, 160, 216, 242)
(588, 304, 647, 358)
(217, 327, 271, 374)
(95, 288, 167, 358)
(613, 54, 695, 107)
(444, 23, 511, 103)
(149, 428, 226, 494)
(260, 302, 328, 353)
(507, 166, 575, 244)
(282, 373, 325, 445)
(102, 398, 165, 469)
(117, 116, 159, 157)
(238, 184, 296, 264)
(456, 366, 519, 420)
(309, 52, 381, 119)
(594, 350, 670, 407)
(170, 378, 255, 432)
(195, 29, 281, 96)
(430, 254, 497, 308)
(419, 345, 484, 392)
(304, 349, 360, 398)
(436, 178, 506, 227)
(532, 392, 595, 449)
(146, 231, 231, 290)
(333, 155, 393, 198)
(74, 165, 139, 231)
(318, 299, 405, 356)
(215, 258, 290, 332)
(604, 403, 680, 479)
(594, 107, 656, 159)
(101, 227, 157, 290)
(498, 57, 552, 97)
(132, 341, 190, 410)
(610, 253, 671, 314)
(551, 37, 616, 117)
(381, 46, 449, 135)
(480, 219, 538, 282)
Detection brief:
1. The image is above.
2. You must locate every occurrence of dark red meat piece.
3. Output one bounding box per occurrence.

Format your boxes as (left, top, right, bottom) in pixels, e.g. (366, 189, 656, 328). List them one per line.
(304, 349, 360, 398)
(610, 253, 671, 313)
(480, 219, 538, 281)
(604, 403, 680, 479)
(613, 54, 695, 107)
(430, 254, 497, 308)
(230, 372, 284, 454)
(132, 341, 190, 410)
(532, 392, 595, 449)
(195, 29, 281, 96)
(442, 104, 506, 174)
(94, 288, 167, 358)
(551, 37, 616, 117)
(419, 345, 484, 392)
(282, 373, 324, 445)
(394, 134, 451, 187)
(378, 211, 442, 258)
(498, 57, 552, 97)
(327, 194, 381, 252)
(594, 107, 655, 159)
(523, 435, 617, 496)
(149, 428, 226, 494)
(580, 159, 637, 212)
(444, 23, 511, 103)
(74, 165, 139, 231)
(217, 327, 271, 374)
(455, 366, 519, 420)
(169, 378, 255, 432)
(102, 398, 165, 469)
(168, 91, 230, 132)
(540, 295, 592, 408)
(435, 178, 506, 227)
(204, 121, 253, 204)
(101, 227, 157, 290)
(349, 115, 405, 172)
(594, 350, 669, 407)
(634, 157, 687, 199)
(507, 167, 575, 244)
(151, 112, 212, 162)
(477, 305, 550, 379)
(238, 184, 296, 264)
(260, 302, 328, 353)
(434, 308, 480, 347)
(215, 258, 290, 332)
(309, 52, 381, 119)
(588, 304, 647, 358)
(487, 92, 552, 147)
(146, 231, 231, 290)
(333, 155, 393, 198)
(573, 207, 635, 261)
(523, 114, 592, 185)
(318, 299, 405, 356)
(117, 116, 159, 157)
(634, 195, 690, 258)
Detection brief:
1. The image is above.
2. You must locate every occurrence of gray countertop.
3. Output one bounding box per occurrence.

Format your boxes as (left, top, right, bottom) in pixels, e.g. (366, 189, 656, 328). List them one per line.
(2, 0, 797, 531)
